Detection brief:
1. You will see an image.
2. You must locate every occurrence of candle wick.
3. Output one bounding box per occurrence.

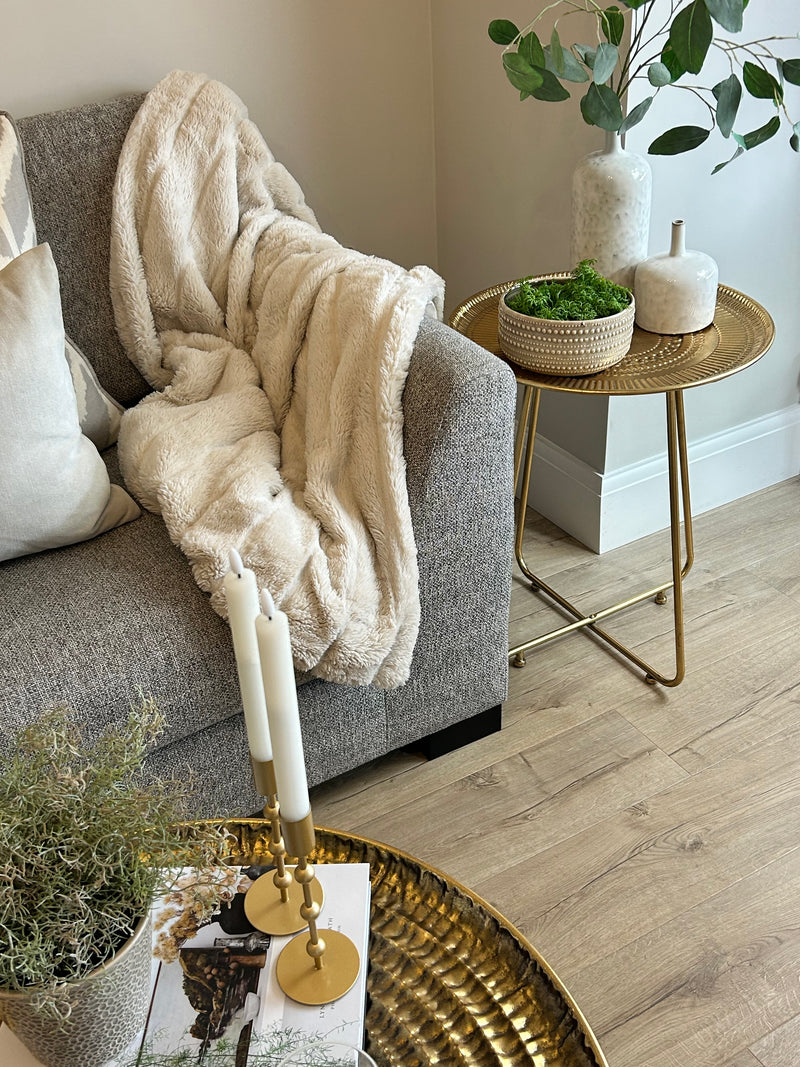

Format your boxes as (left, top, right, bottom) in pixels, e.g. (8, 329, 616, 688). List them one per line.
(260, 588, 276, 620)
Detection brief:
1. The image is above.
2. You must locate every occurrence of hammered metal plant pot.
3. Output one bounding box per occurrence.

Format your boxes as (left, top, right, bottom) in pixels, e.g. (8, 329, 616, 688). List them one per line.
(498, 280, 635, 376)
(0, 912, 152, 1067)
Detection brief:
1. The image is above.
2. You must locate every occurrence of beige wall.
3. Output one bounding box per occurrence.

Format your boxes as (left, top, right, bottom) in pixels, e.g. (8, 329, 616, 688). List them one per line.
(4, 1, 799, 539)
(3, 0, 437, 272)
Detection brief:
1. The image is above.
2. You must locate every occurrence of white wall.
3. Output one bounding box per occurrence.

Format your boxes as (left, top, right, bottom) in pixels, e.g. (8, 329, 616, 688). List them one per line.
(595, 0, 800, 548)
(2, 0, 438, 273)
(613, 0, 800, 466)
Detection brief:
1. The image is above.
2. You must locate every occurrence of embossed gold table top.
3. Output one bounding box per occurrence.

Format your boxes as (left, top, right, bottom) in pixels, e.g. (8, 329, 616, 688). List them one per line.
(450, 282, 775, 395)
(212, 819, 609, 1067)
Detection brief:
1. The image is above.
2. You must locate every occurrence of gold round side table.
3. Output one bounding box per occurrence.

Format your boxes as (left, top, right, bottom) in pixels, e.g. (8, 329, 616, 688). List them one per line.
(221, 819, 610, 1067)
(450, 281, 775, 686)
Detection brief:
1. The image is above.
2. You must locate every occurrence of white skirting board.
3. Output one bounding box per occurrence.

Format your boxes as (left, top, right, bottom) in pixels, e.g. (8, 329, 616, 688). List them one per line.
(525, 405, 800, 554)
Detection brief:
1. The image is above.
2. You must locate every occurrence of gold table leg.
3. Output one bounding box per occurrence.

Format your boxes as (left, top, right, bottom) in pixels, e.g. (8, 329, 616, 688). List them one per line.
(509, 389, 693, 687)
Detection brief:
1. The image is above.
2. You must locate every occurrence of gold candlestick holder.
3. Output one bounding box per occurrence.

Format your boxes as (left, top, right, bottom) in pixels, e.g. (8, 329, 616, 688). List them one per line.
(275, 811, 361, 1005)
(243, 758, 323, 935)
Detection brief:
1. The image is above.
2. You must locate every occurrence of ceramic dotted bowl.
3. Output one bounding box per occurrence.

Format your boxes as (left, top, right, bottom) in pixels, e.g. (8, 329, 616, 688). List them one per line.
(498, 277, 635, 376)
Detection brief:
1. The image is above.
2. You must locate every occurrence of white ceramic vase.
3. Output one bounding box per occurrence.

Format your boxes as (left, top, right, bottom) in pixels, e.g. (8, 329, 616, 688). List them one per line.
(634, 220, 719, 334)
(0, 913, 153, 1067)
(570, 131, 652, 289)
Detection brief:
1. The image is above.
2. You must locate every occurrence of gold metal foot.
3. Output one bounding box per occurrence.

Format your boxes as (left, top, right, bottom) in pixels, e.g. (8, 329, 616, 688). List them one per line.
(645, 674, 658, 685)
(276, 927, 361, 1005)
(655, 590, 668, 605)
(244, 866, 323, 935)
(511, 651, 526, 668)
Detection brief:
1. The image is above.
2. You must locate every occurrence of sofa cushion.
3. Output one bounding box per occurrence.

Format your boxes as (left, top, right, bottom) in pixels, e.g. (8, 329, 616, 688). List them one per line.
(16, 96, 151, 408)
(0, 244, 140, 562)
(1, 110, 124, 450)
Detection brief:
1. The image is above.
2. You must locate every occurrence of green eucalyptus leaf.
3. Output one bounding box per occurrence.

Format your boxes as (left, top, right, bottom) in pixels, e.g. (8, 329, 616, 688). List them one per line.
(544, 45, 590, 82)
(574, 43, 596, 70)
(489, 19, 520, 45)
(531, 67, 571, 101)
(743, 61, 783, 104)
(619, 96, 653, 135)
(704, 0, 744, 33)
(601, 6, 625, 46)
(503, 52, 545, 93)
(711, 146, 745, 173)
(593, 42, 620, 85)
(660, 43, 686, 83)
(790, 128, 800, 152)
(648, 62, 673, 87)
(669, 0, 713, 75)
(618, 0, 647, 8)
(739, 115, 781, 150)
(783, 59, 800, 86)
(712, 73, 742, 138)
(550, 26, 565, 75)
(580, 83, 623, 131)
(520, 30, 546, 69)
(649, 124, 711, 154)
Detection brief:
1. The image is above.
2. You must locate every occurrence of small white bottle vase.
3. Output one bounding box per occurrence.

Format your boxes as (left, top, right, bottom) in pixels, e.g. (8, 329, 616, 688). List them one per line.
(570, 130, 652, 288)
(634, 220, 719, 334)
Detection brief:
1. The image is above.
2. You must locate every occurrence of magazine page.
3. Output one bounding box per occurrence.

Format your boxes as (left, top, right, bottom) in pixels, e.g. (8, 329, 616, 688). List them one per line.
(137, 862, 371, 1066)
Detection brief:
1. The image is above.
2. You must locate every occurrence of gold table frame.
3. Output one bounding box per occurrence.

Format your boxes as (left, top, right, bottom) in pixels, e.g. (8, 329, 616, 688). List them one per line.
(450, 282, 774, 687)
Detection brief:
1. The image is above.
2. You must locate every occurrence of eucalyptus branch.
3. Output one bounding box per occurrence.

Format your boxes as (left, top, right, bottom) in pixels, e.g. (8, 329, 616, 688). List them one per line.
(489, 2, 800, 167)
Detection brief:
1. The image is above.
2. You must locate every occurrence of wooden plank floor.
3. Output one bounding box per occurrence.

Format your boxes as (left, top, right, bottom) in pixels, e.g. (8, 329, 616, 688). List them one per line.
(310, 476, 800, 1067)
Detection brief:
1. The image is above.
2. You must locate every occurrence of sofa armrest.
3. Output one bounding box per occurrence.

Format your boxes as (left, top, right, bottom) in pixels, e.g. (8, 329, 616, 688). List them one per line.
(387, 316, 517, 747)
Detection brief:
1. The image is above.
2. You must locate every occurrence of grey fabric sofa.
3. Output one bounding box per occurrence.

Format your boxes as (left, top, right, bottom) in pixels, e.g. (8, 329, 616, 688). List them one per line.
(0, 91, 516, 818)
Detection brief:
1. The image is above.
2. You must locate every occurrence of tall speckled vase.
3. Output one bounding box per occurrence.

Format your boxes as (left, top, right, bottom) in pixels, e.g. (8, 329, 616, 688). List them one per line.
(570, 131, 652, 288)
(0, 912, 152, 1067)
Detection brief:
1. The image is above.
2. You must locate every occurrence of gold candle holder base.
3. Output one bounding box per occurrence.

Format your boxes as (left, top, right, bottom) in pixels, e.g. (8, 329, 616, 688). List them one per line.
(276, 928, 361, 1005)
(244, 867, 324, 935)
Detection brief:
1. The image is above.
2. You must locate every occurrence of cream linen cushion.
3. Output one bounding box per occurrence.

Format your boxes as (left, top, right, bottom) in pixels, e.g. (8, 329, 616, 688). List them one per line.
(0, 244, 140, 561)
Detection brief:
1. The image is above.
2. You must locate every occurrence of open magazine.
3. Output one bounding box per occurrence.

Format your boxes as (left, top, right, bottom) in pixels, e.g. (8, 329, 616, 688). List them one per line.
(132, 862, 371, 1067)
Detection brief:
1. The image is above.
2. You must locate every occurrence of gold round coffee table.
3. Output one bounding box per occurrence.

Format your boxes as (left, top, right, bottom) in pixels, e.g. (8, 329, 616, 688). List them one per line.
(451, 282, 775, 686)
(221, 819, 609, 1067)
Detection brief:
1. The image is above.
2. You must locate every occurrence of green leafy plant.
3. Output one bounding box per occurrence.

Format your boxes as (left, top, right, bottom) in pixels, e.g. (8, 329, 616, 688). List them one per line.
(489, 1, 800, 170)
(505, 260, 633, 319)
(0, 698, 233, 1021)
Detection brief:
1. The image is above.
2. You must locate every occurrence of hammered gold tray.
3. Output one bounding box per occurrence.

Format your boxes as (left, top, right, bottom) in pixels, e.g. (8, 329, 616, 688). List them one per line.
(216, 819, 608, 1067)
(451, 281, 774, 395)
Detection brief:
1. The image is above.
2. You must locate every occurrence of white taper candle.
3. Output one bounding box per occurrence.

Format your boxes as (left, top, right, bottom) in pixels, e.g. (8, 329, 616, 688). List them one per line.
(255, 588, 310, 823)
(223, 549, 273, 763)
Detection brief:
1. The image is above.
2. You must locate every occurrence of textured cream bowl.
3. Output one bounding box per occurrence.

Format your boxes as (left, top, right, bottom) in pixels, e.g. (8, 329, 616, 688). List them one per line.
(498, 283, 635, 376)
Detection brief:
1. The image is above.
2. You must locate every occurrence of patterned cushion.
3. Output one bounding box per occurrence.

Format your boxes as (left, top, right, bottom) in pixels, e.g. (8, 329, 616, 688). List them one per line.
(1, 111, 123, 449)
(0, 245, 140, 561)
(0, 113, 34, 261)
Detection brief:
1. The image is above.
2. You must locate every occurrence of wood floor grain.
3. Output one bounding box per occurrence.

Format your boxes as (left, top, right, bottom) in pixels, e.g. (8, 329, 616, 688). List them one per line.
(311, 476, 800, 1067)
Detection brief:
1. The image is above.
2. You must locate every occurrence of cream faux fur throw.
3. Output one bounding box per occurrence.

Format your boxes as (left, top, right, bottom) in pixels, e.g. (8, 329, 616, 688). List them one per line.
(111, 70, 444, 688)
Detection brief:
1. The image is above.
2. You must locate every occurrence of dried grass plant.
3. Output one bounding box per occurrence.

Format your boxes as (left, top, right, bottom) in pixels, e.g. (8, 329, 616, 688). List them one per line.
(0, 697, 232, 1021)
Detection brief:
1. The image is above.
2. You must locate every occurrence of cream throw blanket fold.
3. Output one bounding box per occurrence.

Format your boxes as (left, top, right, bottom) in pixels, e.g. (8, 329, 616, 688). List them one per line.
(111, 70, 444, 687)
